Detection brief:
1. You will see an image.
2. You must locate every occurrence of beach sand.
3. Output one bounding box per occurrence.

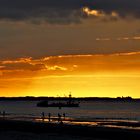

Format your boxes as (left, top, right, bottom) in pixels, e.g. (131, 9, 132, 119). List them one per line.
(0, 120, 140, 140)
(0, 131, 102, 140)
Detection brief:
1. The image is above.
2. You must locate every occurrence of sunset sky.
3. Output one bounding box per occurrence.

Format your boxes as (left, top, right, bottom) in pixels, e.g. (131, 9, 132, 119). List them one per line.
(0, 0, 140, 97)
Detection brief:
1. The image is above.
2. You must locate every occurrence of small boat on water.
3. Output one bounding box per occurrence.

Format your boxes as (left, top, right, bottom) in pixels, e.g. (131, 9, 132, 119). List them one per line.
(37, 94, 80, 108)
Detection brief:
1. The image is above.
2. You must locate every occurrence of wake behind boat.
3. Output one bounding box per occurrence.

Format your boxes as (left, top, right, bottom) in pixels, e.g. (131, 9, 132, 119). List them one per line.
(37, 94, 80, 108)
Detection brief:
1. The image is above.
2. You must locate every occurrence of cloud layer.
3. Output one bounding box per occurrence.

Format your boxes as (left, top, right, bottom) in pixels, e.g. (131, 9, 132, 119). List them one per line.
(1, 53, 140, 80)
(0, 0, 140, 24)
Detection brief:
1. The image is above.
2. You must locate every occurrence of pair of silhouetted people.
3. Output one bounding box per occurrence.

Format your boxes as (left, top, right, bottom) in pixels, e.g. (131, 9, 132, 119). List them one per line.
(41, 112, 51, 122)
(58, 113, 66, 122)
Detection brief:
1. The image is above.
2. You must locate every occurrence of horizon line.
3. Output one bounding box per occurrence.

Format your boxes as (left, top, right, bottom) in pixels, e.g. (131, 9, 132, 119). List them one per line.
(0, 96, 139, 99)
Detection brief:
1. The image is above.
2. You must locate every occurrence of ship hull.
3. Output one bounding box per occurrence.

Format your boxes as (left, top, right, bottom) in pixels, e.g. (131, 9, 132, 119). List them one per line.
(37, 101, 79, 108)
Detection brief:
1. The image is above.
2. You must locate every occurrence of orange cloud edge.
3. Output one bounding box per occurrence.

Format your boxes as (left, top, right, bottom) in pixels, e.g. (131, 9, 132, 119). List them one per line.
(1, 52, 140, 98)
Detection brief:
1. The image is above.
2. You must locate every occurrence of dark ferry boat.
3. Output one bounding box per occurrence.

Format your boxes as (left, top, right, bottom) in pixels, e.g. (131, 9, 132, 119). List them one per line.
(37, 94, 80, 108)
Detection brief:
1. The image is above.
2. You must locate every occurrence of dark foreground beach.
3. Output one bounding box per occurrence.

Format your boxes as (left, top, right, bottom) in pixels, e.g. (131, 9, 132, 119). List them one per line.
(0, 120, 140, 140)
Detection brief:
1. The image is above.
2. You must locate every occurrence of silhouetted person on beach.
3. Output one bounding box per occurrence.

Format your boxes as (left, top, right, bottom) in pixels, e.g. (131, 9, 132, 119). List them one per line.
(2, 111, 6, 119)
(41, 112, 45, 121)
(58, 113, 63, 124)
(58, 113, 61, 122)
(48, 113, 51, 122)
(63, 113, 66, 120)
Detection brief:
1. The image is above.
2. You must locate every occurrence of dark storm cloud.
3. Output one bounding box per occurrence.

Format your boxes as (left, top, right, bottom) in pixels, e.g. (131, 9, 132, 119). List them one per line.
(0, 0, 139, 24)
(0, 0, 85, 24)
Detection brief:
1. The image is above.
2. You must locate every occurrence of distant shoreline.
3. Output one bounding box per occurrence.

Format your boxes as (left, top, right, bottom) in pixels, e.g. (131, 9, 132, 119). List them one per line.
(0, 96, 139, 102)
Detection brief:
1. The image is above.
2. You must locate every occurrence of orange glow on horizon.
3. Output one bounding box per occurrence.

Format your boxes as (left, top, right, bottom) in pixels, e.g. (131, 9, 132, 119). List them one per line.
(0, 53, 140, 98)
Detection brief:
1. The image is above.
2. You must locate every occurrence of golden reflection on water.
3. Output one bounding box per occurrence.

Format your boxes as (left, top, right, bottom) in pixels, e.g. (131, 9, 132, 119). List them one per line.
(35, 117, 140, 130)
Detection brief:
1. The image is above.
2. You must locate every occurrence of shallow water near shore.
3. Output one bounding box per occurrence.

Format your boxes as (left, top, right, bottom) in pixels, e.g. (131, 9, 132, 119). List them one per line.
(0, 100, 140, 130)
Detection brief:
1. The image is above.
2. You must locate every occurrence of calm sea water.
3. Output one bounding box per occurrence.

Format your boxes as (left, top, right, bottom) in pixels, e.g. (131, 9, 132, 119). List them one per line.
(0, 100, 140, 121)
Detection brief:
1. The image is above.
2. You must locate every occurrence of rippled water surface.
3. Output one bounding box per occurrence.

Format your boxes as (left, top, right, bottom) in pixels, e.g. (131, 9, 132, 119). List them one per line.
(0, 100, 140, 121)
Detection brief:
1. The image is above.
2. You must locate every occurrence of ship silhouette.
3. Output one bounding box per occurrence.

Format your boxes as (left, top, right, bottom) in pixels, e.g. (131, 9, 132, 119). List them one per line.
(37, 94, 80, 108)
